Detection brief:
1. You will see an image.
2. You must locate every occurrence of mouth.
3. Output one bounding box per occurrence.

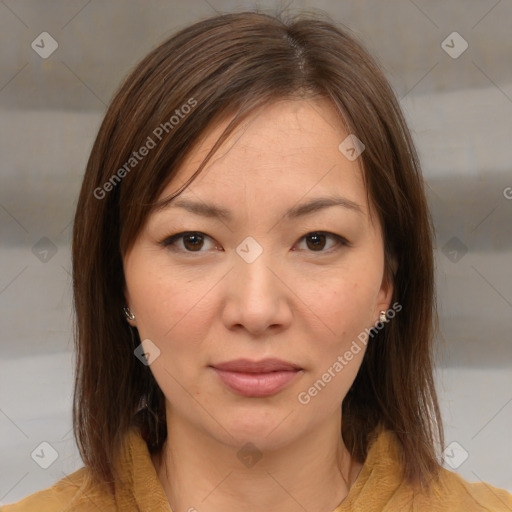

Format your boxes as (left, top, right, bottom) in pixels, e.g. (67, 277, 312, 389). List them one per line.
(209, 358, 303, 397)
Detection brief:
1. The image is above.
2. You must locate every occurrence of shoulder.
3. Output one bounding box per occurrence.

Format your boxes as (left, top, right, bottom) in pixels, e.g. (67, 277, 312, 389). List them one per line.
(1, 467, 116, 512)
(421, 467, 512, 511)
(356, 427, 512, 511)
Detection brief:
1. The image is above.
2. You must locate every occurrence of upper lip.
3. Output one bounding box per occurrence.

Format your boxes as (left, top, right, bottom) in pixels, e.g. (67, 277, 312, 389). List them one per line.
(211, 358, 302, 373)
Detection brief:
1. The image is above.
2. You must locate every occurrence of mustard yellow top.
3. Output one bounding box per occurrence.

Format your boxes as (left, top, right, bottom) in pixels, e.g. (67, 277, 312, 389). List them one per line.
(3, 426, 512, 511)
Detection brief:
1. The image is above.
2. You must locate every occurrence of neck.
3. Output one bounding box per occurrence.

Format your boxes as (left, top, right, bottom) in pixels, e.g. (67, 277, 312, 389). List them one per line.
(151, 408, 363, 512)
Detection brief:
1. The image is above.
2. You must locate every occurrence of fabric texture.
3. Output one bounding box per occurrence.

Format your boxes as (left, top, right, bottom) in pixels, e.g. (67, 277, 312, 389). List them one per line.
(2, 425, 511, 511)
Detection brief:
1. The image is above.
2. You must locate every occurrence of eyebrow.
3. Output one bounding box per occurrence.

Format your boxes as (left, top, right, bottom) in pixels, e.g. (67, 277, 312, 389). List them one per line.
(158, 195, 364, 222)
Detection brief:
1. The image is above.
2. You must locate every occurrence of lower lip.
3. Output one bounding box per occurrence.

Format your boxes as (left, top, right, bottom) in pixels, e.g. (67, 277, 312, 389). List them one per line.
(212, 368, 301, 397)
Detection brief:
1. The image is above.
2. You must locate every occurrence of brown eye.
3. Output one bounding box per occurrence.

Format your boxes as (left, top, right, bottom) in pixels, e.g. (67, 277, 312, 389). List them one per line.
(305, 233, 327, 251)
(182, 233, 204, 251)
(296, 232, 348, 253)
(161, 232, 217, 253)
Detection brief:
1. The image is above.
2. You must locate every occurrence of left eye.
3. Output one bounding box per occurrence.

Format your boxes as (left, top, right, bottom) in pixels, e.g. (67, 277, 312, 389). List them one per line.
(160, 231, 347, 253)
(295, 232, 347, 252)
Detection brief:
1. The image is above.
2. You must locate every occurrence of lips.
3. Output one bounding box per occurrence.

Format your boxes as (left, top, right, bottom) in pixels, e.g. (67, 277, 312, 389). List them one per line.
(210, 358, 303, 397)
(211, 358, 302, 373)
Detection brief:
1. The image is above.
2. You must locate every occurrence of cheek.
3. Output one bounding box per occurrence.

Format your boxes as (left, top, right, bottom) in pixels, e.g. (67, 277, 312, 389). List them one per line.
(133, 276, 206, 341)
(124, 250, 196, 345)
(316, 271, 379, 341)
(128, 270, 212, 402)
(299, 276, 378, 406)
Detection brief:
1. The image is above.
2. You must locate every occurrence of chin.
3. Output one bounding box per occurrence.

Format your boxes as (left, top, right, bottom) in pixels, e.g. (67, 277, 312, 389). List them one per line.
(212, 405, 304, 450)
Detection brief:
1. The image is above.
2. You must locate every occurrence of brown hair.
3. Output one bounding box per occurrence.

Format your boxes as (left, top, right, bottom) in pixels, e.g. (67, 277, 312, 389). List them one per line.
(72, 10, 444, 494)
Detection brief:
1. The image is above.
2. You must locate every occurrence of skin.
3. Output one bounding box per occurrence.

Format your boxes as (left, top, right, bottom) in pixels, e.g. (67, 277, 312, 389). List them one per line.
(123, 98, 394, 512)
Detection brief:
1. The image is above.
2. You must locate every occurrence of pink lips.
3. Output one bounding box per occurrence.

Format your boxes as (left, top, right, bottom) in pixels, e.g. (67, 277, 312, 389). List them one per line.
(210, 358, 302, 397)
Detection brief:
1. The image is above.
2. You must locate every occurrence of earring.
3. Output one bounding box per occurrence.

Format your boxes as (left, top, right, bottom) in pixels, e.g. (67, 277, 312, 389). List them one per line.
(123, 306, 135, 321)
(379, 310, 387, 323)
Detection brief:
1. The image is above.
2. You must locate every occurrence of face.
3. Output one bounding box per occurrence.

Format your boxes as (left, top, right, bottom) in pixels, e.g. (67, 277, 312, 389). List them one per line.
(123, 98, 393, 451)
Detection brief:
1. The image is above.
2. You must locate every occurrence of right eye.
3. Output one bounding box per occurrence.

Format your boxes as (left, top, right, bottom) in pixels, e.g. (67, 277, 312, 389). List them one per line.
(160, 231, 221, 253)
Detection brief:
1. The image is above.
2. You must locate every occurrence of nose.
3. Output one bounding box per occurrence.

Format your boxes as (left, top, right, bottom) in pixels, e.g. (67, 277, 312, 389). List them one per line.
(220, 248, 293, 337)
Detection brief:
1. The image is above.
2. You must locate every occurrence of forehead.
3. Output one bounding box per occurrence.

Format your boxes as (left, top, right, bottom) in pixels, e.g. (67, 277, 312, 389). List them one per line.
(160, 98, 369, 215)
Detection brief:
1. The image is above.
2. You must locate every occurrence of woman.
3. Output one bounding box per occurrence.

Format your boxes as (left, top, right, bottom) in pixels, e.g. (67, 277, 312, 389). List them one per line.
(5, 10, 511, 512)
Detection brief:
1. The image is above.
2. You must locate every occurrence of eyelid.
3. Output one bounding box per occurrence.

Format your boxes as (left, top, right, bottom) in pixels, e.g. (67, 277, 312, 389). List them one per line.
(295, 232, 350, 251)
(160, 231, 350, 253)
(160, 231, 220, 252)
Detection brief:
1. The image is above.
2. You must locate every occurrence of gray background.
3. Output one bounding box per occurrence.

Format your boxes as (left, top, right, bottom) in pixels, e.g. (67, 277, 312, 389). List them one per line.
(1, 0, 511, 504)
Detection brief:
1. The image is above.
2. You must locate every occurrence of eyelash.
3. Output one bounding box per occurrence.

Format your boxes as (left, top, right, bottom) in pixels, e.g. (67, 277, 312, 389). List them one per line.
(160, 231, 349, 255)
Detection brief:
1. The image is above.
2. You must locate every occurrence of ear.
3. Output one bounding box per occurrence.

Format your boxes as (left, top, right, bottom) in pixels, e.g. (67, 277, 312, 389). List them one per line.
(375, 255, 397, 321)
